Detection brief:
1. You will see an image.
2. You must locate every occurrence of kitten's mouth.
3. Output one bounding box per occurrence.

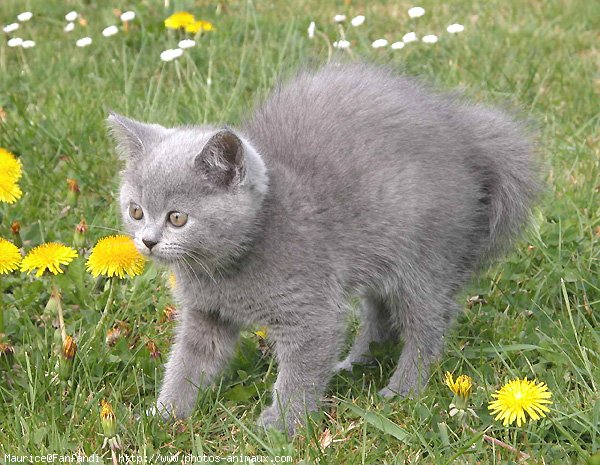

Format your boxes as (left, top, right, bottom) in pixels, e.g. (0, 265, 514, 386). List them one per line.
(146, 250, 178, 264)
(133, 241, 176, 264)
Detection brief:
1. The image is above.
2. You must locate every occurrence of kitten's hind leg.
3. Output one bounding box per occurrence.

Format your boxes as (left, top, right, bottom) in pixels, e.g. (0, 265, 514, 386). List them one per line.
(336, 294, 398, 372)
(379, 291, 457, 398)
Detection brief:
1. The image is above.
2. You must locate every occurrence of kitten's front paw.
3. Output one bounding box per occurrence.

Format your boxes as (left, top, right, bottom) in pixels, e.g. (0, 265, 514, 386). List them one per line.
(257, 405, 284, 431)
(378, 386, 400, 399)
(378, 383, 415, 399)
(256, 406, 298, 436)
(334, 359, 354, 372)
(155, 395, 192, 421)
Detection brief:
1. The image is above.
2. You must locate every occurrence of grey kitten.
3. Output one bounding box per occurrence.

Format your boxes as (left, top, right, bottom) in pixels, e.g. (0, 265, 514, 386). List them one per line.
(108, 63, 539, 434)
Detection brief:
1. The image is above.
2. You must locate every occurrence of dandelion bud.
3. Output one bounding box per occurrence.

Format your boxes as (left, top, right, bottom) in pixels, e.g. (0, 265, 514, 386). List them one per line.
(73, 219, 88, 248)
(66, 179, 80, 208)
(106, 321, 131, 347)
(100, 400, 117, 438)
(0, 341, 15, 358)
(162, 305, 177, 323)
(167, 272, 177, 290)
(105, 326, 122, 347)
(45, 288, 62, 314)
(146, 340, 161, 359)
(58, 335, 77, 380)
(11, 221, 22, 248)
(63, 335, 77, 359)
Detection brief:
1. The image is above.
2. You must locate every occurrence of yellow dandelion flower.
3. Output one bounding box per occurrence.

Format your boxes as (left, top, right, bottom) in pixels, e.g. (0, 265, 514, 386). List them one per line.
(445, 371, 473, 401)
(0, 238, 22, 274)
(488, 378, 552, 427)
(0, 148, 22, 181)
(86, 235, 145, 278)
(21, 243, 78, 277)
(0, 176, 22, 204)
(0, 149, 23, 204)
(185, 19, 213, 34)
(164, 11, 195, 29)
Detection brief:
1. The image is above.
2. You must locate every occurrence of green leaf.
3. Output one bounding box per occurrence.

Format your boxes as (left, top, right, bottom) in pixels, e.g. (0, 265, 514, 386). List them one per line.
(223, 383, 258, 402)
(462, 343, 543, 357)
(339, 399, 409, 441)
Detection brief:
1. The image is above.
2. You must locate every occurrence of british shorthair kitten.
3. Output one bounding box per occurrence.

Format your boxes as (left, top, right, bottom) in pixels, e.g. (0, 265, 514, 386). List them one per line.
(108, 63, 539, 434)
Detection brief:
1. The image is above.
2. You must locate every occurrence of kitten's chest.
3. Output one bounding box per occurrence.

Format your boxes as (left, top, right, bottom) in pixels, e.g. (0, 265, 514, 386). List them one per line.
(172, 270, 270, 325)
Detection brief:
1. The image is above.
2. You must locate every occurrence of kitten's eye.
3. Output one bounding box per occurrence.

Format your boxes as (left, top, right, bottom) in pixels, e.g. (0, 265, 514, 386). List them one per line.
(168, 211, 188, 227)
(129, 203, 143, 220)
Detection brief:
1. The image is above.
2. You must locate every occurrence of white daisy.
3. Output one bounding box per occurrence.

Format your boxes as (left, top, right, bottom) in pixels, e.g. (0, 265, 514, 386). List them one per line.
(333, 40, 350, 49)
(408, 7, 425, 18)
(307, 21, 315, 39)
(17, 12, 33, 22)
(447, 23, 465, 34)
(391, 41, 405, 50)
(351, 15, 365, 27)
(65, 11, 78, 22)
(102, 26, 119, 37)
(178, 39, 196, 49)
(64, 22, 75, 32)
(372, 38, 388, 48)
(120, 11, 136, 22)
(76, 37, 92, 47)
(21, 40, 35, 48)
(160, 48, 183, 62)
(402, 31, 417, 43)
(7, 37, 23, 47)
(422, 34, 438, 43)
(334, 14, 346, 23)
(3, 23, 19, 33)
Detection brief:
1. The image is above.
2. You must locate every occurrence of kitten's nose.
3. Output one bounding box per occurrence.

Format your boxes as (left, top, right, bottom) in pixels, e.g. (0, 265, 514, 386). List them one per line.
(142, 238, 158, 250)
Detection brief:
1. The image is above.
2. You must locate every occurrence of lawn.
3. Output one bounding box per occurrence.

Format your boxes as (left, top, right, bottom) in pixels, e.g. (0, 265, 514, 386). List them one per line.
(0, 0, 598, 463)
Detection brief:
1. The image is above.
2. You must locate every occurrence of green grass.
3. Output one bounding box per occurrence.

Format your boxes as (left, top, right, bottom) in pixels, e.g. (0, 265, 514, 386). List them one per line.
(0, 0, 598, 463)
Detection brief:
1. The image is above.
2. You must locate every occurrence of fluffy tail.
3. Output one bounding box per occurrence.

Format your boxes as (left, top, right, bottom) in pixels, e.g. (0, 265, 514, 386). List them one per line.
(469, 107, 542, 260)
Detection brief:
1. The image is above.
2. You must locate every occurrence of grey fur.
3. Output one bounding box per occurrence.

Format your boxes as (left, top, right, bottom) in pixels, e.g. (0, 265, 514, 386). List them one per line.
(109, 63, 539, 434)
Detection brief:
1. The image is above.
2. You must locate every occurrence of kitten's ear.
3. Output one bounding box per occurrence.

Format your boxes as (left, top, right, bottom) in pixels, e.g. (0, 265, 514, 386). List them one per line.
(106, 112, 160, 160)
(196, 129, 245, 188)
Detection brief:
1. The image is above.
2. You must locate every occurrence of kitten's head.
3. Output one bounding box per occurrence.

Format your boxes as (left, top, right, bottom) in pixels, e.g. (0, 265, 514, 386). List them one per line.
(107, 113, 268, 269)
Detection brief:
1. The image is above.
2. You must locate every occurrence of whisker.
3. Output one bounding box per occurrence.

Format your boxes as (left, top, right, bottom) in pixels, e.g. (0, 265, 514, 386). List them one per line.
(182, 251, 220, 287)
(89, 225, 129, 235)
(175, 259, 197, 304)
